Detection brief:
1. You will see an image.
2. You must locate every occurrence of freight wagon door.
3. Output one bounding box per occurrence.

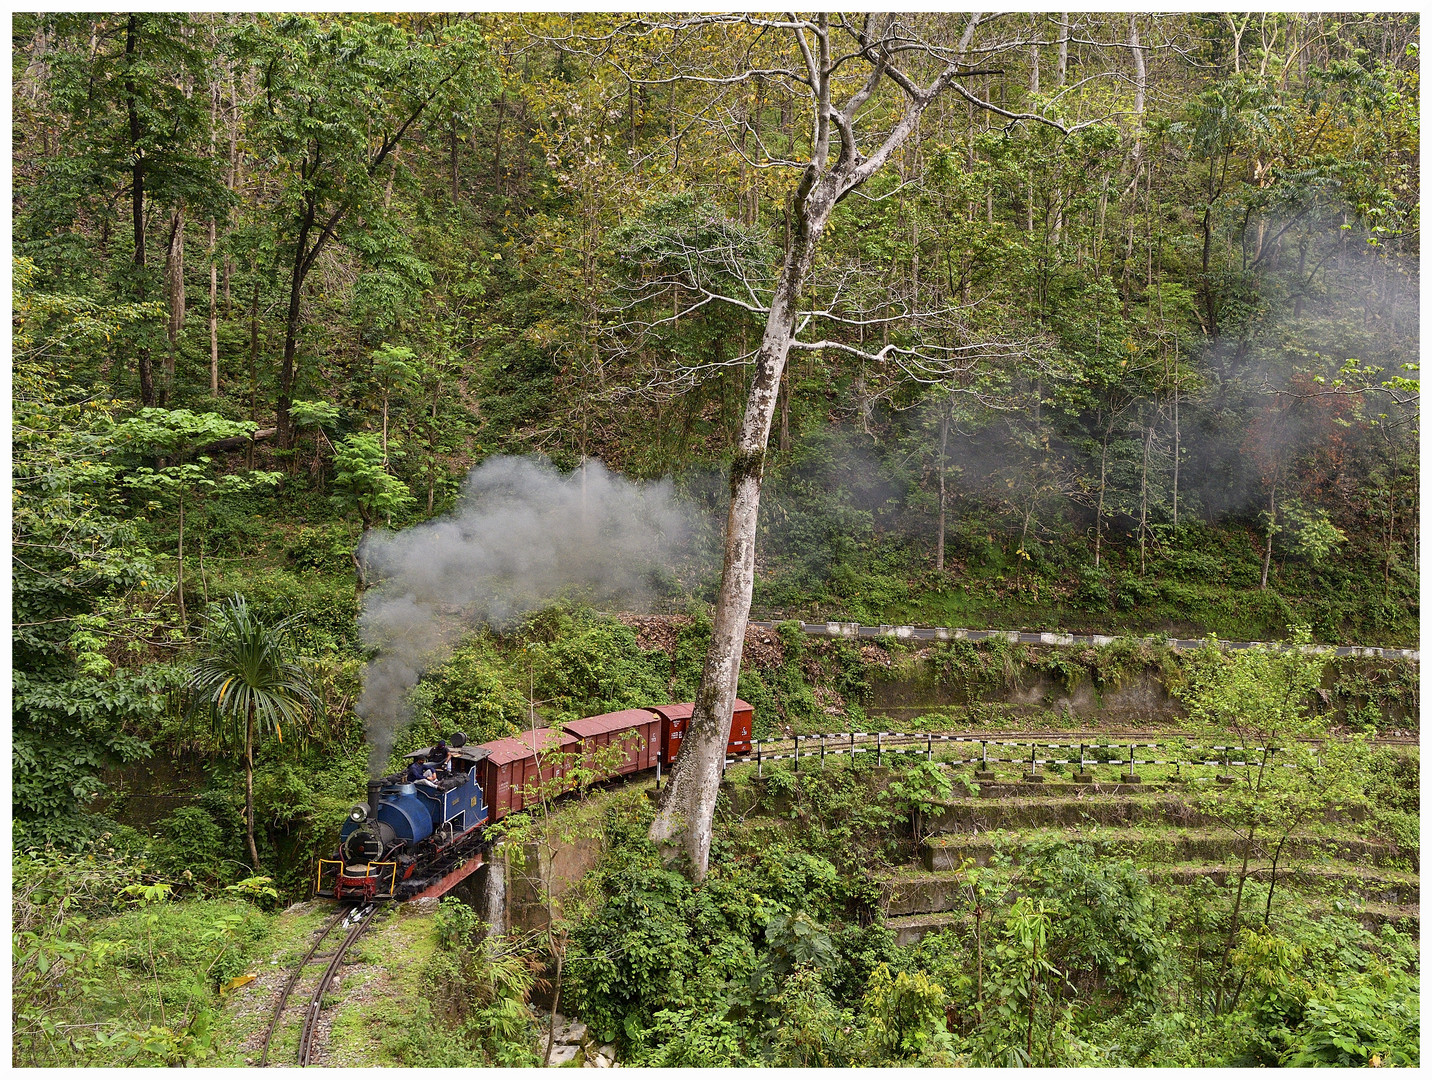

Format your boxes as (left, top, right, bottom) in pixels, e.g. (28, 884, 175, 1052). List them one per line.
(494, 762, 512, 818)
(728, 702, 754, 754)
(639, 719, 659, 771)
(663, 712, 686, 764)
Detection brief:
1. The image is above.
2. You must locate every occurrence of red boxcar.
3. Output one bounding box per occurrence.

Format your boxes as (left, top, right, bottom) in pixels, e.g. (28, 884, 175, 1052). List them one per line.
(651, 699, 754, 765)
(563, 708, 663, 777)
(478, 728, 579, 821)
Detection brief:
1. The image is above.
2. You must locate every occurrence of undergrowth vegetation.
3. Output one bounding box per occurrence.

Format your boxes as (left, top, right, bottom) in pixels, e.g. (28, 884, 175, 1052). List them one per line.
(547, 755, 1420, 1067)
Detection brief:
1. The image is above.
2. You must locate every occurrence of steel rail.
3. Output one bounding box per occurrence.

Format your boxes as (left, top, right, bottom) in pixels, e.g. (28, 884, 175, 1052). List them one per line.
(297, 905, 378, 1067)
(259, 911, 343, 1067)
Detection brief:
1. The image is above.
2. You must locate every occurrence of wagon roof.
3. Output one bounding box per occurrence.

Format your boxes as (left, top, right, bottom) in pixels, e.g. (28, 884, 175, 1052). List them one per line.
(478, 728, 579, 766)
(648, 699, 753, 721)
(562, 708, 661, 738)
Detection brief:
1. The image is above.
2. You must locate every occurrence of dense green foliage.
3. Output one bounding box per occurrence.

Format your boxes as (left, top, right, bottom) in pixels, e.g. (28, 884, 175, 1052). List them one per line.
(550, 757, 1418, 1067)
(9, 12, 1420, 1069)
(12, 847, 277, 1066)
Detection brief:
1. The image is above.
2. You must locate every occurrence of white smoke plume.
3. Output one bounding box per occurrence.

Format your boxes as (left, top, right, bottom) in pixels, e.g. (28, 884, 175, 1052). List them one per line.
(355, 455, 690, 774)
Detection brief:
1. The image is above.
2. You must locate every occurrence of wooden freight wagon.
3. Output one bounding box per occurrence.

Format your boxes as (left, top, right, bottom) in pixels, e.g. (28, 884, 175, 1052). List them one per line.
(651, 699, 755, 765)
(562, 708, 662, 777)
(479, 728, 579, 821)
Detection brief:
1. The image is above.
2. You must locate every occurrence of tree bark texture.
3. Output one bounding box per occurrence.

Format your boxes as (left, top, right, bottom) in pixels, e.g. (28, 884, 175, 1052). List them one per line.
(166, 204, 186, 348)
(646, 210, 825, 877)
(277, 199, 315, 450)
(209, 217, 219, 394)
(646, 14, 968, 879)
(936, 409, 949, 571)
(245, 707, 261, 870)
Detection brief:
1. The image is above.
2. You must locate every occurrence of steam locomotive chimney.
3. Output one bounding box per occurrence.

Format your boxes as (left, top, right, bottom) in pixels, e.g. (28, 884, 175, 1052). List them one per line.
(366, 779, 383, 809)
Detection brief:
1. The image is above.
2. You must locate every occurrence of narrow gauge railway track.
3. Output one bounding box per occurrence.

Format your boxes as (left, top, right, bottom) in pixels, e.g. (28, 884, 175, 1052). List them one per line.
(756, 729, 1418, 747)
(724, 729, 1417, 774)
(260, 904, 378, 1068)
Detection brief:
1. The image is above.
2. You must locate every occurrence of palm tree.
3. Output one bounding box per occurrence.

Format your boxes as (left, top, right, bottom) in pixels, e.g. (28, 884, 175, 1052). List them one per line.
(186, 595, 318, 870)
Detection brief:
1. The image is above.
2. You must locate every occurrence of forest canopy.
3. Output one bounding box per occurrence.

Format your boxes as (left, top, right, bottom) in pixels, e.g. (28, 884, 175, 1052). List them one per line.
(11, 11, 1419, 840)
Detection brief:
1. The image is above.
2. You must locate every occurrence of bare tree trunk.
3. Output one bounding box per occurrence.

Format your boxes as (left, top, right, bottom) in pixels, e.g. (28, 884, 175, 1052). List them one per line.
(1260, 484, 1277, 589)
(209, 217, 219, 395)
(1027, 25, 1041, 231)
(1129, 15, 1146, 167)
(1026, 30, 1039, 236)
(647, 14, 971, 879)
(1384, 479, 1396, 589)
(1138, 417, 1153, 575)
(1215, 823, 1256, 1014)
(248, 280, 260, 436)
(1172, 337, 1180, 530)
(648, 214, 824, 877)
(383, 148, 398, 209)
(159, 204, 185, 404)
(936, 408, 949, 571)
(1057, 13, 1069, 85)
(166, 205, 186, 348)
(126, 15, 155, 407)
(1094, 424, 1110, 569)
(245, 706, 261, 870)
(277, 201, 315, 450)
(176, 496, 186, 624)
(778, 366, 790, 452)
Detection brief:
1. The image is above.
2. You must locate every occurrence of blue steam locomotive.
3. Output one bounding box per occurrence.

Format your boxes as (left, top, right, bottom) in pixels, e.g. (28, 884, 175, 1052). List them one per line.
(324, 735, 491, 902)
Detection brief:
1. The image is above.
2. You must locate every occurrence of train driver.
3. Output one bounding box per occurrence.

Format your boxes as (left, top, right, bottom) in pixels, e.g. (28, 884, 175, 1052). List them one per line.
(426, 740, 453, 773)
(406, 759, 437, 785)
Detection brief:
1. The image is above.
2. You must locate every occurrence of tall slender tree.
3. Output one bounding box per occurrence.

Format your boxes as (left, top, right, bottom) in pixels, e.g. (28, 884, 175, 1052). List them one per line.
(577, 12, 1093, 878)
(238, 14, 492, 448)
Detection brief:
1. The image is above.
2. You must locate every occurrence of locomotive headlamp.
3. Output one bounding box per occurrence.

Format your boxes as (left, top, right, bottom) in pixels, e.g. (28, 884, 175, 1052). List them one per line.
(348, 802, 369, 824)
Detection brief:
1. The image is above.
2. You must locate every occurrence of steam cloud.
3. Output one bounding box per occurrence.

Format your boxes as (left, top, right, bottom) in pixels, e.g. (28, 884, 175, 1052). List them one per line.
(355, 455, 690, 774)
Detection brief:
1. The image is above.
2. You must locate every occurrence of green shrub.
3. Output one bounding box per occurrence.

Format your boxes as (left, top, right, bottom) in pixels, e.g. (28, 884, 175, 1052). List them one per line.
(407, 635, 530, 746)
(420, 899, 540, 1066)
(565, 859, 700, 1049)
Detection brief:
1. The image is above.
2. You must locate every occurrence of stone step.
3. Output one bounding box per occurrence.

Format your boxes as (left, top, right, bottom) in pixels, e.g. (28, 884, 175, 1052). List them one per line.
(879, 862, 1420, 917)
(921, 827, 1417, 873)
(879, 870, 974, 917)
(1341, 902, 1419, 934)
(927, 793, 1206, 834)
(884, 911, 966, 948)
(882, 900, 1418, 947)
(930, 791, 1369, 834)
(1151, 865, 1420, 906)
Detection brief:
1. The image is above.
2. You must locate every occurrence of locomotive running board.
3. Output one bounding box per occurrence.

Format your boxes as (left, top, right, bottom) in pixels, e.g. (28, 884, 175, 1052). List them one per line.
(408, 852, 485, 902)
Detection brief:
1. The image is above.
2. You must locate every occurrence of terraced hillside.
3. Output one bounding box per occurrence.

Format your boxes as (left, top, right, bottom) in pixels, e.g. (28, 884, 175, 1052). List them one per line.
(883, 777, 1419, 947)
(718, 737, 1419, 950)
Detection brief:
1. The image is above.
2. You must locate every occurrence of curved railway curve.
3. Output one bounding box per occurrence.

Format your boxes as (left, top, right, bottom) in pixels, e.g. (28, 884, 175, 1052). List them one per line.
(260, 904, 379, 1068)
